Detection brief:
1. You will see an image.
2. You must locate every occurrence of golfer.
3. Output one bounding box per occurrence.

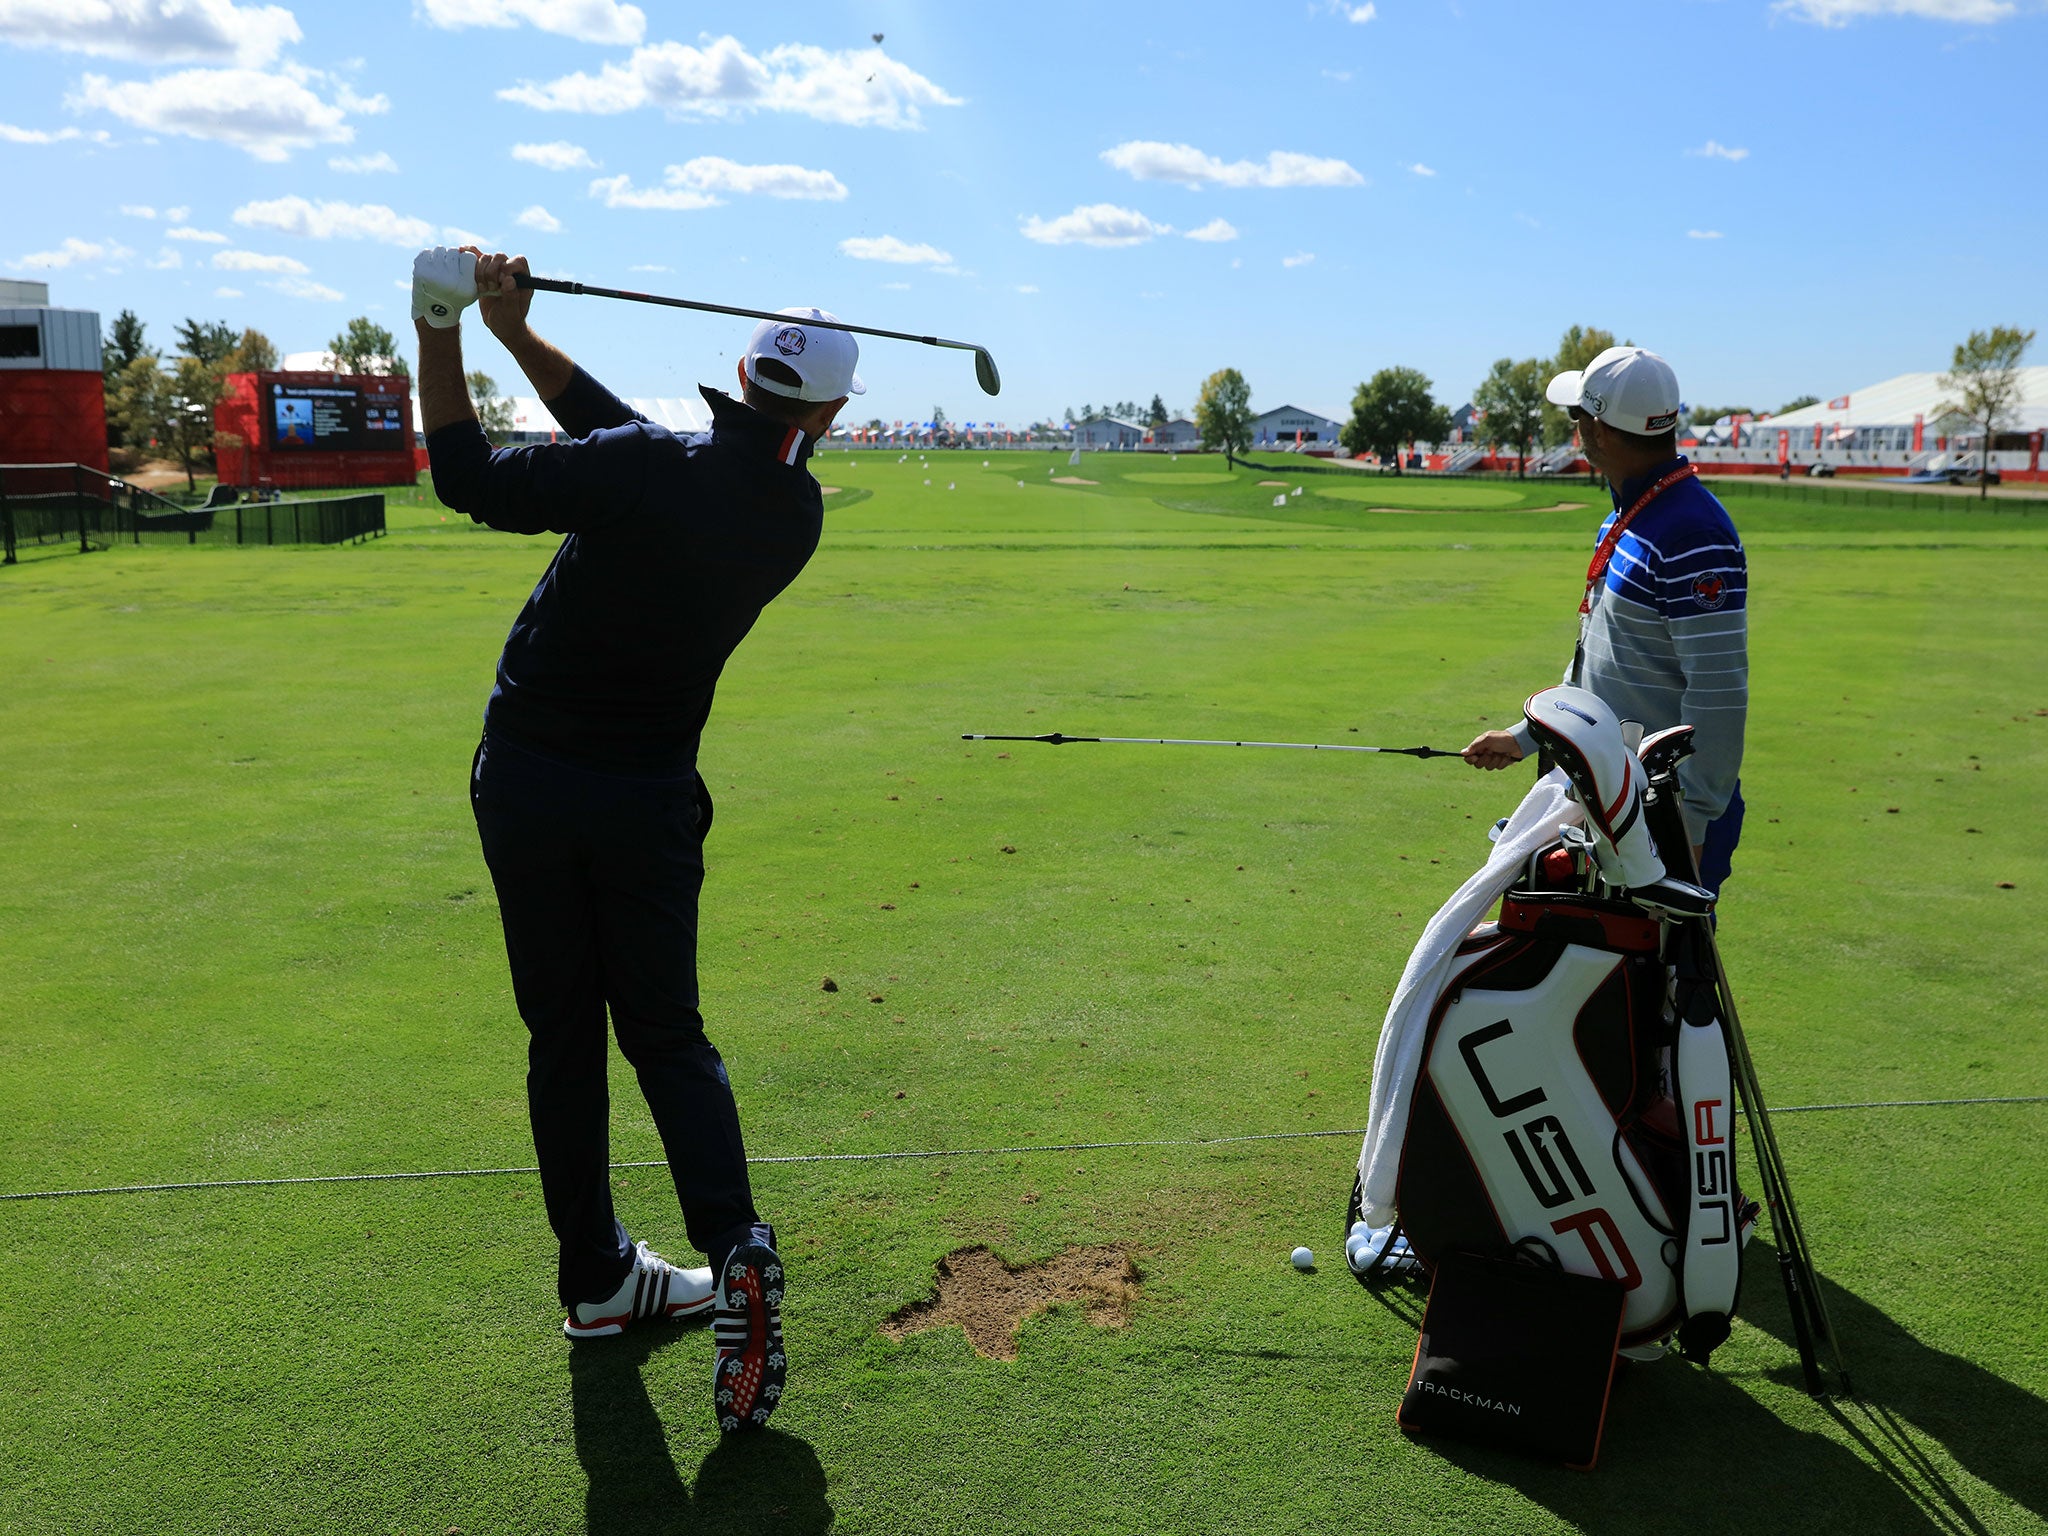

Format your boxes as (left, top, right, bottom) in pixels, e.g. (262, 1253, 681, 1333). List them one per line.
(411, 245, 859, 1433)
(1463, 347, 1748, 890)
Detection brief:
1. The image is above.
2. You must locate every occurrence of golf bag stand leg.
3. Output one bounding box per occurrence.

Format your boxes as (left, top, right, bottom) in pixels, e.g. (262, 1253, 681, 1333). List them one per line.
(1703, 926, 1851, 1397)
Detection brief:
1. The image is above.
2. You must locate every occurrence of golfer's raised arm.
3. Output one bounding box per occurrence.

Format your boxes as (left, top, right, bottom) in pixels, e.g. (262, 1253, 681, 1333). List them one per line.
(472, 250, 649, 438)
(410, 246, 643, 535)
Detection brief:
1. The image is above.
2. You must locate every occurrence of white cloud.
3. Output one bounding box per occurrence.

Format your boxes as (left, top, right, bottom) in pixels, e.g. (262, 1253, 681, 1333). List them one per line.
(0, 121, 109, 143)
(1776, 0, 2013, 22)
(418, 0, 645, 46)
(441, 225, 490, 247)
(329, 150, 398, 173)
(266, 275, 343, 301)
(499, 35, 962, 130)
(516, 204, 563, 232)
(213, 248, 309, 272)
(214, 285, 243, 297)
(1687, 229, 1725, 239)
(233, 195, 436, 245)
(1282, 251, 1315, 267)
(1687, 139, 1749, 161)
(1322, 68, 1353, 81)
(166, 225, 229, 242)
(1410, 162, 1437, 177)
(512, 139, 598, 171)
(1015, 284, 1038, 293)
(589, 157, 846, 210)
(12, 235, 134, 269)
(1327, 0, 1377, 19)
(69, 67, 362, 161)
(1020, 204, 1172, 247)
(840, 234, 952, 265)
(146, 247, 181, 269)
(120, 203, 156, 218)
(0, 0, 301, 66)
(585, 174, 717, 211)
(1184, 217, 1238, 242)
(167, 205, 189, 221)
(1100, 140, 1363, 189)
(881, 280, 911, 290)
(627, 262, 670, 272)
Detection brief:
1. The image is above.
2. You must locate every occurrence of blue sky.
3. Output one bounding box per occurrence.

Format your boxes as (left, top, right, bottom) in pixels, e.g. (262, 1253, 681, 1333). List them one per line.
(4, 0, 2044, 424)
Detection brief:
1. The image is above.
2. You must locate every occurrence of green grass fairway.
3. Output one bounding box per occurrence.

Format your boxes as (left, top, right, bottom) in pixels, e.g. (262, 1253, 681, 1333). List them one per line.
(3, 455, 2046, 1534)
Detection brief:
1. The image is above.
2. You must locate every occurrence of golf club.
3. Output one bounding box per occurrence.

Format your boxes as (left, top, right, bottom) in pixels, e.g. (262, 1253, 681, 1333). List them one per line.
(962, 732, 1458, 758)
(513, 273, 1001, 396)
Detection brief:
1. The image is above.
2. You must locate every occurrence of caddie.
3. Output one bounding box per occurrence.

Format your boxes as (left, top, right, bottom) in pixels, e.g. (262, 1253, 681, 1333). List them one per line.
(1462, 347, 1749, 890)
(410, 244, 860, 1433)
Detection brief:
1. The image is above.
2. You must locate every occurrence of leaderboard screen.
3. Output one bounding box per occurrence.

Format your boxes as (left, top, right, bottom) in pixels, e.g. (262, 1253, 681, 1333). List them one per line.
(267, 382, 409, 451)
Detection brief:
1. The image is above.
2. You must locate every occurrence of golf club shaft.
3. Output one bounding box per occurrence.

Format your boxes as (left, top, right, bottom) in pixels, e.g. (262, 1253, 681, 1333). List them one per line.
(1704, 920, 1852, 1395)
(962, 732, 1457, 758)
(515, 274, 987, 361)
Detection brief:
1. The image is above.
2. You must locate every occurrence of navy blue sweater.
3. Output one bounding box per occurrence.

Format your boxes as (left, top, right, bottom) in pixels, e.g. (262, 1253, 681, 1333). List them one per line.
(428, 369, 823, 774)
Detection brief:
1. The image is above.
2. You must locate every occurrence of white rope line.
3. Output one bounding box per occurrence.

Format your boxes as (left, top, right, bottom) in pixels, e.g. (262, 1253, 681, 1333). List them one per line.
(1, 1095, 2041, 1203)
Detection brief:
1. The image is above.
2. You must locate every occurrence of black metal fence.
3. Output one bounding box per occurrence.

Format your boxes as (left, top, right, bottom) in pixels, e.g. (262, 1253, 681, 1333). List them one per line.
(0, 464, 386, 565)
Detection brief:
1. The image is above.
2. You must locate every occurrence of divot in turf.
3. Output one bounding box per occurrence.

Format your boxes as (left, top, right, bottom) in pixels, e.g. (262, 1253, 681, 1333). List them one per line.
(881, 1245, 1140, 1360)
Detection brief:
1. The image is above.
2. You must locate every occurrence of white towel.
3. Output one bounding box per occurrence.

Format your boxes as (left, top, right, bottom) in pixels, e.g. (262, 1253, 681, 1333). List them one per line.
(1356, 770, 1581, 1224)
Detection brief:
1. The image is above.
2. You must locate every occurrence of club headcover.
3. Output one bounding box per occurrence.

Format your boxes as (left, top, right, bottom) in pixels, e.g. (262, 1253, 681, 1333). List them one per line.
(1522, 686, 1667, 890)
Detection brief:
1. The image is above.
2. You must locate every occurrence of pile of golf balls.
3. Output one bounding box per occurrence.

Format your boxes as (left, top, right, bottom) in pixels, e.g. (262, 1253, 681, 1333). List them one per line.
(1344, 1221, 1419, 1275)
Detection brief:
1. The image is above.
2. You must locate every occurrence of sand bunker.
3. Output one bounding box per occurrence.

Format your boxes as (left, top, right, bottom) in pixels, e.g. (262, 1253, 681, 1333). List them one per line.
(1258, 480, 1288, 487)
(1049, 476, 1099, 486)
(880, 1245, 1140, 1360)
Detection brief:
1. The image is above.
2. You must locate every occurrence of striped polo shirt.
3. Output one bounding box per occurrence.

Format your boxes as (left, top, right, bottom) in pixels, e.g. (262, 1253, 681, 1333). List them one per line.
(1515, 458, 1749, 841)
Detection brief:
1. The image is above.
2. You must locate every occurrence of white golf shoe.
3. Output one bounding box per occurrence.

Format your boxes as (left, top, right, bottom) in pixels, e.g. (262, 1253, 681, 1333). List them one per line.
(562, 1240, 715, 1340)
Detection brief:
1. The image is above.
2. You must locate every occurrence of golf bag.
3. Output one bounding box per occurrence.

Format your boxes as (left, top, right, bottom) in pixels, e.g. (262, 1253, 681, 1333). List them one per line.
(1352, 687, 1755, 1358)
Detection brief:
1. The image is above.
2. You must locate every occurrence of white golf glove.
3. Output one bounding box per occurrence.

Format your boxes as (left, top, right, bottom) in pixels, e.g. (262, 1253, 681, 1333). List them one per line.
(411, 246, 478, 329)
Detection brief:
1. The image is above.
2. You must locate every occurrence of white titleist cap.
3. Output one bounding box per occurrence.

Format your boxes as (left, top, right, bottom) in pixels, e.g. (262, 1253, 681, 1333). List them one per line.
(1546, 346, 1681, 436)
(743, 308, 866, 402)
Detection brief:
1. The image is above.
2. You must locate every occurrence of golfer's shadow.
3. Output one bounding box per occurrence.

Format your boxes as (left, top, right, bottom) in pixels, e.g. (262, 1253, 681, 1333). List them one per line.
(1422, 1240, 2046, 1533)
(569, 1326, 832, 1534)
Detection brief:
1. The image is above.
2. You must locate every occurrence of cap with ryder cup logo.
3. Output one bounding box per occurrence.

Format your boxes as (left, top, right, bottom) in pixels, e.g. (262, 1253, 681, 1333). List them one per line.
(743, 307, 866, 402)
(1545, 346, 1681, 436)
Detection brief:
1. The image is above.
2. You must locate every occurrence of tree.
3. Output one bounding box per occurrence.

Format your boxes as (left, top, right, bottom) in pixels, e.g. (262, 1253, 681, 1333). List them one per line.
(931, 403, 949, 426)
(1776, 394, 1819, 415)
(1342, 366, 1450, 475)
(102, 310, 150, 447)
(1194, 368, 1253, 466)
(225, 327, 280, 374)
(467, 370, 516, 442)
(1541, 324, 1619, 446)
(164, 355, 228, 493)
(175, 318, 237, 366)
(1470, 357, 1546, 478)
(328, 316, 408, 376)
(1146, 394, 1168, 427)
(103, 309, 149, 380)
(1939, 324, 2036, 500)
(107, 353, 169, 458)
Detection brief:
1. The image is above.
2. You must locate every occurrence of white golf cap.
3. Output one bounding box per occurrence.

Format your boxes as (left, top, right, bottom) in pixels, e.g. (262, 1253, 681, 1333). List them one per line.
(1545, 346, 1681, 436)
(743, 307, 866, 402)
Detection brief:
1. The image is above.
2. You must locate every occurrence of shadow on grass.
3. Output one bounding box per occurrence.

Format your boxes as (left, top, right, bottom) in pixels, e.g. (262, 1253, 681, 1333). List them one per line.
(569, 1327, 832, 1534)
(1405, 1241, 2044, 1534)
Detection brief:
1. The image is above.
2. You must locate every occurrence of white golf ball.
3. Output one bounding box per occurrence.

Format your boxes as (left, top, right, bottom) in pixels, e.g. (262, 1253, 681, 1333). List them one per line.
(1291, 1246, 1315, 1271)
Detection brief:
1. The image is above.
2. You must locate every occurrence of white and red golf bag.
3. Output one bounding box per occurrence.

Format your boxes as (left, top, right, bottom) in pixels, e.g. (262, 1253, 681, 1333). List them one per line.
(1351, 689, 1754, 1359)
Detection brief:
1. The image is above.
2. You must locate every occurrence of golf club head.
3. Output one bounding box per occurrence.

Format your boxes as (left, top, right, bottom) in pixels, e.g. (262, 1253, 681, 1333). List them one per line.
(973, 349, 1001, 396)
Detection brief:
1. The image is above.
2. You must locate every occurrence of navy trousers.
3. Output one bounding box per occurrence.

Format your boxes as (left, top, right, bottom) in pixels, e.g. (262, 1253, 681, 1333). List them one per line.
(470, 731, 762, 1308)
(1698, 780, 1745, 894)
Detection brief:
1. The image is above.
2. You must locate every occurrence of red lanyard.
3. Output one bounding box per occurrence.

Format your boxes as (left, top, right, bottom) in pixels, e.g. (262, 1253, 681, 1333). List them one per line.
(1579, 463, 1696, 614)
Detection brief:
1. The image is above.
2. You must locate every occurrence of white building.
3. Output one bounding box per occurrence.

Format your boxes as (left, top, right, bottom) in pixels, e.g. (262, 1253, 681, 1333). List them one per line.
(1074, 414, 1147, 449)
(1249, 404, 1343, 447)
(1690, 368, 2048, 476)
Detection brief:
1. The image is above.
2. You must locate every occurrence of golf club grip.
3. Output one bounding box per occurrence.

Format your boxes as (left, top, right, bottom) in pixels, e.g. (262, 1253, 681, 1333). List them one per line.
(516, 275, 581, 295)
